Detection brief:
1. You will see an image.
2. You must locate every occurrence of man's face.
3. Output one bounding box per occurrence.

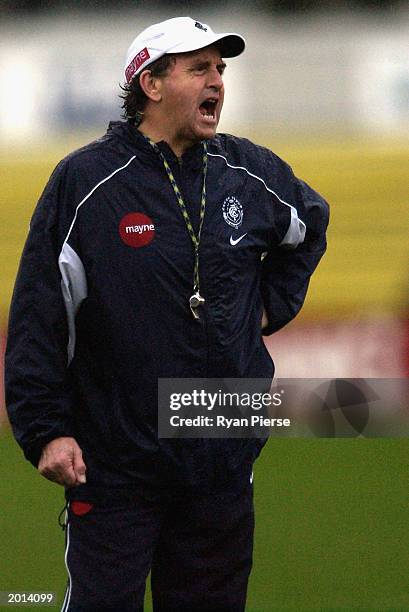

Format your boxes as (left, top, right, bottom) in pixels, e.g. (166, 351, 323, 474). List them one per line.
(156, 45, 226, 151)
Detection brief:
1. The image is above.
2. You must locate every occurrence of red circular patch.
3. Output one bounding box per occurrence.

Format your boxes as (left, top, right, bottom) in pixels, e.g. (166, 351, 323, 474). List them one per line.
(71, 501, 94, 516)
(119, 212, 155, 248)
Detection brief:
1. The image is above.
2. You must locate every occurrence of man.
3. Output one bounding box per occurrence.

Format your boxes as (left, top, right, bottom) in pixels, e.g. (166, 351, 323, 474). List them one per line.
(5, 16, 329, 612)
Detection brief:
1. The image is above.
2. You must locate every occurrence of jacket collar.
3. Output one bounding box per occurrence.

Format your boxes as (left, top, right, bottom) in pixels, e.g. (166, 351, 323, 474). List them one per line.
(107, 120, 205, 170)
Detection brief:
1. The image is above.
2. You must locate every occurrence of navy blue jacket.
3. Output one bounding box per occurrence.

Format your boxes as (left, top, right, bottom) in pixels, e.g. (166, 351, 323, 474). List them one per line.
(5, 121, 329, 493)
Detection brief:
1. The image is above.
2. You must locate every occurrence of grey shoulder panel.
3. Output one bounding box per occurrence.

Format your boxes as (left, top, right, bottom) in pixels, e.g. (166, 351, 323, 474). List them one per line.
(58, 242, 88, 364)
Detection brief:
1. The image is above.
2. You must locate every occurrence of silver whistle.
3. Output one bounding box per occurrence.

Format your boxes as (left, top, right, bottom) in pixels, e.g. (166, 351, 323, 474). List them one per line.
(189, 292, 205, 320)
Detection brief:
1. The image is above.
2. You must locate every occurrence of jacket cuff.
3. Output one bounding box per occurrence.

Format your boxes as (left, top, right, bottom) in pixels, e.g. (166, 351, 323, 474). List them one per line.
(23, 429, 75, 468)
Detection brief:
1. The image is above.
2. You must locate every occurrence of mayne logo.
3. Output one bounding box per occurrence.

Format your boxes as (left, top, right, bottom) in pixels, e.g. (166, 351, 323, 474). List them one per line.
(119, 212, 155, 248)
(125, 47, 151, 83)
(194, 21, 208, 32)
(125, 223, 154, 235)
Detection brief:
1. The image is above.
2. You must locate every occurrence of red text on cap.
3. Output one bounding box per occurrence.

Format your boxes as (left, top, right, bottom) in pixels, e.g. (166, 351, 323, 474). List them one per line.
(125, 47, 150, 82)
(119, 212, 155, 248)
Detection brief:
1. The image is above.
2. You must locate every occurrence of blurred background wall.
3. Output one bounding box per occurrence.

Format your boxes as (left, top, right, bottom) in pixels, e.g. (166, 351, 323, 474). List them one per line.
(1, 1, 408, 420)
(1, 4, 409, 140)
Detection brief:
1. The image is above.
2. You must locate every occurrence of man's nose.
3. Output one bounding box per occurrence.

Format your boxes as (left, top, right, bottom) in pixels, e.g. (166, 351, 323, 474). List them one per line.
(208, 68, 223, 91)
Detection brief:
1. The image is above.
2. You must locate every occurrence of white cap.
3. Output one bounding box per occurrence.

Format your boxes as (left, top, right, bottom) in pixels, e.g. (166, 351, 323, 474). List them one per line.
(124, 16, 245, 84)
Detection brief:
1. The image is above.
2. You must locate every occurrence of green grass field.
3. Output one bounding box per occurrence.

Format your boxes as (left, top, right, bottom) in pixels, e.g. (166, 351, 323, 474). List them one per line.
(1, 427, 408, 611)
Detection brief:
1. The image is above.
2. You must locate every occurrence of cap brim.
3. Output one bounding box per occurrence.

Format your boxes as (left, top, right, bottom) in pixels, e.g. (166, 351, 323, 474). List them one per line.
(214, 34, 246, 58)
(173, 32, 245, 59)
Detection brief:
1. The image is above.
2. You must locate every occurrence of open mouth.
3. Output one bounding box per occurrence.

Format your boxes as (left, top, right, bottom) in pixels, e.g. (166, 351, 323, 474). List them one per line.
(199, 98, 217, 120)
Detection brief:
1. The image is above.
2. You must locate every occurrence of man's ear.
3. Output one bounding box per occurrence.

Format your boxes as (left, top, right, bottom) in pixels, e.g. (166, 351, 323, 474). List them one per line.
(139, 70, 163, 103)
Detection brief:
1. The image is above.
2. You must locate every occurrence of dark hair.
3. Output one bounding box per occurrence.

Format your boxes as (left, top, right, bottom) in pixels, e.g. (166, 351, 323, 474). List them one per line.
(119, 55, 175, 125)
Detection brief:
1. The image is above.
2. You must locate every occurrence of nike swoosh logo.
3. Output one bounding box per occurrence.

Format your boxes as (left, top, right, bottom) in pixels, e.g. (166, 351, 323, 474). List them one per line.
(230, 233, 247, 246)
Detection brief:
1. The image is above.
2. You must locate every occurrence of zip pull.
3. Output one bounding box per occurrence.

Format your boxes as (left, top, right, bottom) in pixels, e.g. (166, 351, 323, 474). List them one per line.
(58, 502, 68, 531)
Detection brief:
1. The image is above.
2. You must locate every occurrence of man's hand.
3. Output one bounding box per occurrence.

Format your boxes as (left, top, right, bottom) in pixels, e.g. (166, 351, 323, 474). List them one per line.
(261, 308, 269, 330)
(38, 437, 87, 487)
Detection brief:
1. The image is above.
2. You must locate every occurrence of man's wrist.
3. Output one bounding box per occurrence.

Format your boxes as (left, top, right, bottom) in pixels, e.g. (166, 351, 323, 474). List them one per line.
(25, 431, 75, 468)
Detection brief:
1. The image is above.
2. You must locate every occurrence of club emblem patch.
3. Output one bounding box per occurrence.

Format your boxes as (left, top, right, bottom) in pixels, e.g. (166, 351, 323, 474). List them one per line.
(222, 196, 243, 229)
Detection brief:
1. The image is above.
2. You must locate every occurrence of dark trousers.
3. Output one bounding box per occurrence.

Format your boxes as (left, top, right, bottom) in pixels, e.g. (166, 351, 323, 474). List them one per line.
(61, 474, 254, 611)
